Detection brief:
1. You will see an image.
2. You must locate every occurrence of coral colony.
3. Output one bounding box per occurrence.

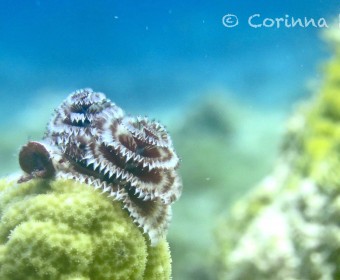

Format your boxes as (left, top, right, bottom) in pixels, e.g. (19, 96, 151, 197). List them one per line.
(18, 88, 182, 244)
(0, 179, 172, 279)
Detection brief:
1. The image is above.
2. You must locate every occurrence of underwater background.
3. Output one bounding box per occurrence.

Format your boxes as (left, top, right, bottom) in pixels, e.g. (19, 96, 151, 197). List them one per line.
(1, 1, 340, 279)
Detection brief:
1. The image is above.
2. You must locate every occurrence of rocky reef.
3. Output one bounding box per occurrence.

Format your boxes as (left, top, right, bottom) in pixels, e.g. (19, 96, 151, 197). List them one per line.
(0, 177, 171, 280)
(168, 93, 283, 279)
(214, 34, 340, 280)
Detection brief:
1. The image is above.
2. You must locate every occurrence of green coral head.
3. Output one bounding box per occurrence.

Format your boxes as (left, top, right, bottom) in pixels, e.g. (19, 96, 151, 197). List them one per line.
(0, 177, 171, 280)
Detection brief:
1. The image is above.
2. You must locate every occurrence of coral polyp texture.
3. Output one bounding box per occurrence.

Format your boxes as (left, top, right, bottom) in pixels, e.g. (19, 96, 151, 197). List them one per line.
(0, 177, 171, 280)
(214, 35, 340, 279)
(18, 88, 182, 245)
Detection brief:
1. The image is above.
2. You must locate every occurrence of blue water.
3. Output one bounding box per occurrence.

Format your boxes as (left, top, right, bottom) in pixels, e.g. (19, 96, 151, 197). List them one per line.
(0, 0, 338, 117)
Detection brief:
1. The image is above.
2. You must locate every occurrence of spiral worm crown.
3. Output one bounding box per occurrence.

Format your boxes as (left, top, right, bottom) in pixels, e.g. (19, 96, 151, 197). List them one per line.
(18, 88, 182, 245)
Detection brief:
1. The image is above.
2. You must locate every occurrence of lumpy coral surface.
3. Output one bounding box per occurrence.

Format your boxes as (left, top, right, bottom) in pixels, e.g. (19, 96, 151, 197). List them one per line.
(0, 178, 171, 280)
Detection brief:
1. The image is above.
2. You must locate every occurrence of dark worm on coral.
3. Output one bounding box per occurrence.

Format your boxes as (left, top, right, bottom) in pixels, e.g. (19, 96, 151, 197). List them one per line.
(18, 88, 182, 245)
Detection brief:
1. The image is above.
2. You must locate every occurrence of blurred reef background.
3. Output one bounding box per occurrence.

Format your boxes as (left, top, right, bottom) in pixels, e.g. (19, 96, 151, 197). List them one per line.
(1, 1, 340, 279)
(214, 29, 340, 279)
